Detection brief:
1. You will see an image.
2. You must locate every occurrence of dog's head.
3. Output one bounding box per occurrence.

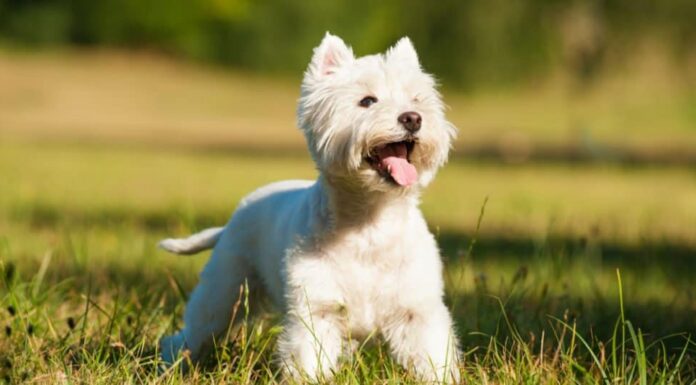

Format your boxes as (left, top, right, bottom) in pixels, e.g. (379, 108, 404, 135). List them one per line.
(298, 33, 456, 193)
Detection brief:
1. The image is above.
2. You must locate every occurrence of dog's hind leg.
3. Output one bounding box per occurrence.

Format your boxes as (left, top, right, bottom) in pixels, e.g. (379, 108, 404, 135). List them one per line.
(160, 227, 250, 364)
(159, 226, 225, 255)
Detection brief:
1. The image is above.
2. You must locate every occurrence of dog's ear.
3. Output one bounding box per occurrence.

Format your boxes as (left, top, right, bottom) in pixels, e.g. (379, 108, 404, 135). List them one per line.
(386, 37, 420, 69)
(308, 32, 354, 79)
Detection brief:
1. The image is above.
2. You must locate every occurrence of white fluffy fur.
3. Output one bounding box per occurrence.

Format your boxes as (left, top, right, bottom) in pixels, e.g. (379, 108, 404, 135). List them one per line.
(159, 33, 460, 383)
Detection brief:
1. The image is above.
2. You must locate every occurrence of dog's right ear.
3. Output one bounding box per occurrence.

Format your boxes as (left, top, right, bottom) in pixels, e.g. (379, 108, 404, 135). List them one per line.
(307, 32, 353, 79)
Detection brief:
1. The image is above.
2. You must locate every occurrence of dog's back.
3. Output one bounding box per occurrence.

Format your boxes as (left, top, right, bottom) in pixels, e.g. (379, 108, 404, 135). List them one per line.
(159, 179, 316, 256)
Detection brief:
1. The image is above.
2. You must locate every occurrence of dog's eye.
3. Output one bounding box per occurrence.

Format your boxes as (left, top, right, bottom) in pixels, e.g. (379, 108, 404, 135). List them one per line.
(359, 96, 378, 108)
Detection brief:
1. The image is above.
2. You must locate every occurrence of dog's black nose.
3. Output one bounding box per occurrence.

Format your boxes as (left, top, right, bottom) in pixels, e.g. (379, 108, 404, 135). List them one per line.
(398, 111, 422, 133)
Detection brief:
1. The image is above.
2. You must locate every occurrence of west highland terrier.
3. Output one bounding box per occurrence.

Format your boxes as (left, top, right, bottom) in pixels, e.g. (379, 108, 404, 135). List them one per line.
(159, 33, 460, 383)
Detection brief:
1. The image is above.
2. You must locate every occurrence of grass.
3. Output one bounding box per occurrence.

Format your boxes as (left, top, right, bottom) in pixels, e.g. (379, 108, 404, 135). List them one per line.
(1, 140, 695, 383)
(2, 217, 696, 383)
(1, 49, 696, 383)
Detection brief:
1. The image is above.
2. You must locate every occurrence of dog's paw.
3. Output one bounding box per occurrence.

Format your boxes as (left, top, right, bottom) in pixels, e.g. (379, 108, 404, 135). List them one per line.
(159, 333, 187, 366)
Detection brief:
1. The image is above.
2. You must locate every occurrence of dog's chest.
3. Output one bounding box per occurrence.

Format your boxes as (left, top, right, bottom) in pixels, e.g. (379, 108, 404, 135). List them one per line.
(328, 232, 410, 335)
(286, 209, 437, 336)
(335, 258, 396, 334)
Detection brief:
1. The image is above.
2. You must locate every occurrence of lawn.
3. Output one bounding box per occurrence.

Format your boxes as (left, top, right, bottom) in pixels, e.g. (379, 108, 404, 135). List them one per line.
(1, 50, 695, 383)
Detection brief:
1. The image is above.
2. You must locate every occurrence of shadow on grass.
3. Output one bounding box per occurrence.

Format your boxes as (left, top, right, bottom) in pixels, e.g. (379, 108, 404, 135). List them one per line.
(437, 231, 696, 284)
(12, 202, 696, 282)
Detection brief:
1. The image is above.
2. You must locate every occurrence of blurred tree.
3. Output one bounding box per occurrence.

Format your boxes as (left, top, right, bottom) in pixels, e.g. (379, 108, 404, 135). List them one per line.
(0, 0, 693, 89)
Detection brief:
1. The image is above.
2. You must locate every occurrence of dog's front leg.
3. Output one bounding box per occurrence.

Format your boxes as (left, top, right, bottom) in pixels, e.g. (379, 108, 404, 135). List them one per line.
(383, 302, 461, 384)
(277, 307, 343, 382)
(276, 257, 345, 382)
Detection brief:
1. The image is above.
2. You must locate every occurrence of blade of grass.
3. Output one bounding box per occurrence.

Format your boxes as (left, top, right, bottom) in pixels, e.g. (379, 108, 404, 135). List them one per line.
(550, 315, 610, 385)
(627, 321, 647, 385)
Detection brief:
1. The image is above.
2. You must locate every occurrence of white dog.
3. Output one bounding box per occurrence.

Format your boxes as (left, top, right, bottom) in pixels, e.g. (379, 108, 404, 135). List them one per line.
(159, 33, 460, 383)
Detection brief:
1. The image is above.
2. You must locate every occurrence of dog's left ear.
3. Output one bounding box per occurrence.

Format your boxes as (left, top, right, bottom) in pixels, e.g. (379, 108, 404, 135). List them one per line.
(386, 37, 420, 69)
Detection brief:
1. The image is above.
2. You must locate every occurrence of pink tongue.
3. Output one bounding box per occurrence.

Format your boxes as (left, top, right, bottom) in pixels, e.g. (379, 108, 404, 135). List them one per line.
(383, 157, 418, 186)
(377, 143, 418, 186)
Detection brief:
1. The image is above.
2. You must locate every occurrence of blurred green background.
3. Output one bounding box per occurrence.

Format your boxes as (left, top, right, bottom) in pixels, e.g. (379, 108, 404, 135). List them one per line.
(2, 0, 696, 88)
(1, 1, 696, 382)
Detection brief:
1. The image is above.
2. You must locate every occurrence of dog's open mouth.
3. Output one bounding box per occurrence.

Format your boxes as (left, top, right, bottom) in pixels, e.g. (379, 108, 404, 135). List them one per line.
(365, 140, 417, 186)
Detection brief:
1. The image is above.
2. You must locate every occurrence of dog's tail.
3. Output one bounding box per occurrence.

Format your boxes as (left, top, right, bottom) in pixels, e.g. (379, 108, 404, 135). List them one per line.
(158, 227, 224, 255)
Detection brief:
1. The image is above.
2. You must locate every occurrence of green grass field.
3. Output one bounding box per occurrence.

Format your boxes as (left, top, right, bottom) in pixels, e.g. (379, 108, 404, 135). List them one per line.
(1, 50, 696, 383)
